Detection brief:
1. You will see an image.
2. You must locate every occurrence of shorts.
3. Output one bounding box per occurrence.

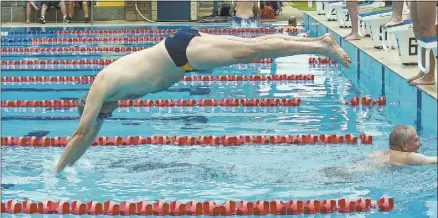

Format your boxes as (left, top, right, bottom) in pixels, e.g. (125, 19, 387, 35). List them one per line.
(40, 1, 61, 10)
(164, 27, 200, 72)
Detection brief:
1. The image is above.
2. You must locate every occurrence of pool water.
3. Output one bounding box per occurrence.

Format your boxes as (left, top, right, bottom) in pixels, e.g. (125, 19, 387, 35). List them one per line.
(1, 25, 437, 217)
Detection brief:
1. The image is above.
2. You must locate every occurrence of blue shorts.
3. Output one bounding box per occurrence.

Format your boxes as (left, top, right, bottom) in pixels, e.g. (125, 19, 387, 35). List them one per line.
(164, 27, 200, 72)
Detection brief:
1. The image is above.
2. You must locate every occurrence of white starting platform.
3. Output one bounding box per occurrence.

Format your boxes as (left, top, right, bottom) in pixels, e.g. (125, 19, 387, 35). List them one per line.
(383, 20, 418, 65)
(336, 1, 386, 28)
(358, 9, 396, 49)
(325, 1, 343, 21)
(307, 0, 327, 15)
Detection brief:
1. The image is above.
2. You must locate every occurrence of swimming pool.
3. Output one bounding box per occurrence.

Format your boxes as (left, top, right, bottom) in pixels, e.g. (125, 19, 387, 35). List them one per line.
(1, 24, 437, 217)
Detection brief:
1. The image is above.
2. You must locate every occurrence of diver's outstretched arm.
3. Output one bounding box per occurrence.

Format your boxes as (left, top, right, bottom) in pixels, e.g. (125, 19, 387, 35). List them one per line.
(55, 81, 109, 174)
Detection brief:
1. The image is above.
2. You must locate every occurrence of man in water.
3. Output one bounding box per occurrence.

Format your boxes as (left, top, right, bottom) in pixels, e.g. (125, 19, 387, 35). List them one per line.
(230, 1, 261, 27)
(320, 125, 436, 180)
(55, 27, 351, 174)
(370, 125, 437, 165)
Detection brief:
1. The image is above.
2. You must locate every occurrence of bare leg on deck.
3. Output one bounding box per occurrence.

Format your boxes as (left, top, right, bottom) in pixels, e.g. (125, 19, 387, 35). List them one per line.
(344, 1, 361, 40)
(408, 1, 436, 85)
(382, 1, 405, 29)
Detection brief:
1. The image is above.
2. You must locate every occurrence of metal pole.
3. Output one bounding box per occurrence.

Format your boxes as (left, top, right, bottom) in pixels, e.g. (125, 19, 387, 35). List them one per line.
(11, 1, 14, 22)
(91, 0, 94, 25)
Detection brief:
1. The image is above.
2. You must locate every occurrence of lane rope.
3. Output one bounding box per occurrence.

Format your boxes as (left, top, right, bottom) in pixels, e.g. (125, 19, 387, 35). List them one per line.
(1, 134, 374, 146)
(1, 74, 315, 84)
(2, 27, 301, 37)
(1, 98, 302, 108)
(1, 46, 147, 54)
(31, 37, 165, 45)
(1, 63, 273, 71)
(0, 97, 386, 108)
(1, 58, 273, 66)
(346, 97, 386, 106)
(0, 198, 394, 215)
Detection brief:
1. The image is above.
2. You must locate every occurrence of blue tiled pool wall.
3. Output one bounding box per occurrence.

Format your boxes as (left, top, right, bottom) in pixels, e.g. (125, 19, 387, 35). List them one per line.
(304, 13, 437, 137)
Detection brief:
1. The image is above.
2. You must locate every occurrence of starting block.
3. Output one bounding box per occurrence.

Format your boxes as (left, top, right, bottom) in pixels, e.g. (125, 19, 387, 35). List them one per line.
(358, 9, 394, 37)
(383, 20, 418, 64)
(308, 0, 327, 15)
(336, 1, 386, 28)
(316, 1, 325, 15)
(359, 9, 396, 49)
(325, 1, 343, 21)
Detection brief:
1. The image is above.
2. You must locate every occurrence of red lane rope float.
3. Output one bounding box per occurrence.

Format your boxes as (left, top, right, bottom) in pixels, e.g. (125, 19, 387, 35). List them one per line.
(1, 134, 373, 146)
(0, 197, 393, 215)
(345, 97, 386, 106)
(31, 37, 165, 45)
(1, 74, 315, 84)
(2, 63, 270, 71)
(1, 47, 147, 54)
(308, 57, 337, 65)
(1, 98, 302, 108)
(53, 27, 299, 35)
(1, 58, 273, 66)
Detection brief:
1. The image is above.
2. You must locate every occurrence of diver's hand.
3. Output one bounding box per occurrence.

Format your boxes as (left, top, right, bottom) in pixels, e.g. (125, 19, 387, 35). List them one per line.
(55, 147, 73, 174)
(55, 135, 90, 175)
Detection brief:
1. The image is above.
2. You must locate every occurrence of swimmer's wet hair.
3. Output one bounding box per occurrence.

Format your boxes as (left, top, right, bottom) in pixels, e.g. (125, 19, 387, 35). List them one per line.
(389, 125, 415, 149)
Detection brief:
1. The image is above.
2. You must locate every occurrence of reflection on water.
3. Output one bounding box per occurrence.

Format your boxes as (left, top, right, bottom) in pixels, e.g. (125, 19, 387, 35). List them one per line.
(231, 18, 260, 29)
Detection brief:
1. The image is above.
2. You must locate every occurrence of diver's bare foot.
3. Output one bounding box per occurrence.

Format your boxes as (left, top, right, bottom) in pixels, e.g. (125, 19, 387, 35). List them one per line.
(409, 73, 436, 86)
(344, 33, 361, 41)
(406, 72, 425, 83)
(322, 33, 352, 68)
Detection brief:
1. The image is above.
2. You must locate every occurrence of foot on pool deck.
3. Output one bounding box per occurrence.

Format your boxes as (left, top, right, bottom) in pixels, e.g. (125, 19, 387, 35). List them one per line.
(344, 34, 362, 41)
(322, 33, 352, 68)
(406, 72, 425, 83)
(409, 73, 436, 86)
(343, 32, 362, 41)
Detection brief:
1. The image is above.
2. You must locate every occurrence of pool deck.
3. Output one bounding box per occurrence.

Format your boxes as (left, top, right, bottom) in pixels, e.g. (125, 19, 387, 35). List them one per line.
(305, 11, 437, 100)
